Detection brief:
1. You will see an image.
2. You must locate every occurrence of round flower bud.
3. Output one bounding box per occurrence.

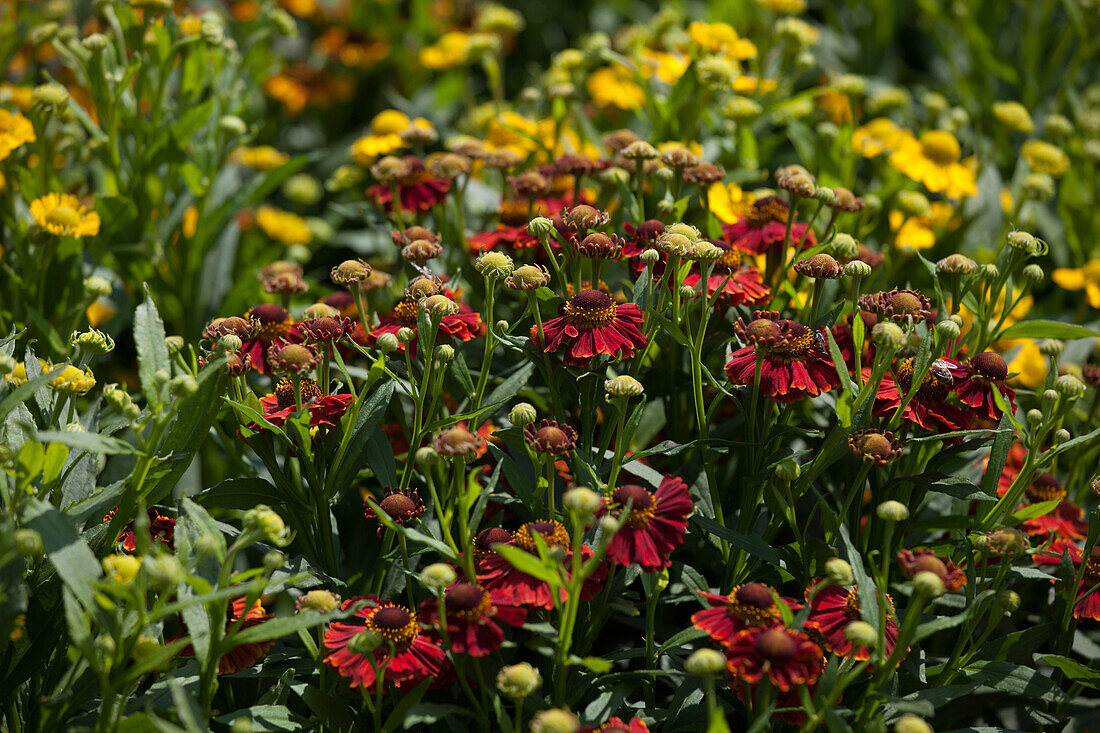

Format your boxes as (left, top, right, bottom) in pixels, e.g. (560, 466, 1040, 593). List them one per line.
(985, 527, 1027, 558)
(475, 251, 515, 280)
(433, 345, 455, 364)
(414, 447, 440, 468)
(94, 633, 116, 661)
(684, 648, 727, 676)
(1021, 264, 1044, 285)
(876, 500, 909, 522)
(992, 101, 1035, 133)
(506, 264, 552, 291)
(347, 630, 384, 655)
(1023, 172, 1056, 202)
(132, 635, 162, 664)
(722, 95, 762, 120)
(420, 563, 457, 589)
(996, 589, 1021, 613)
(123, 404, 142, 422)
(935, 320, 960, 340)
(495, 319, 509, 333)
(1038, 339, 1064, 357)
(774, 459, 801, 482)
(377, 332, 400, 354)
(496, 662, 541, 699)
(331, 259, 372, 286)
(296, 590, 341, 614)
(896, 190, 931, 219)
(530, 708, 580, 733)
(605, 375, 644, 398)
(845, 260, 872, 278)
(978, 264, 998, 282)
(1053, 428, 1071, 445)
(14, 529, 43, 557)
(32, 82, 69, 110)
(422, 295, 460, 318)
(563, 487, 601, 519)
(63, 421, 84, 433)
(263, 550, 285, 572)
(243, 504, 291, 546)
(216, 334, 242, 353)
(1055, 374, 1086, 401)
(218, 114, 248, 136)
(844, 620, 877, 649)
(102, 554, 142, 584)
(396, 327, 416, 344)
(678, 284, 697, 300)
(268, 343, 320, 375)
(282, 174, 323, 206)
(621, 140, 658, 161)
(1045, 114, 1073, 137)
(871, 322, 906, 351)
(144, 553, 182, 590)
(691, 242, 725, 261)
(84, 276, 112, 298)
(666, 223, 701, 242)
(824, 558, 855, 586)
(640, 248, 660, 265)
(527, 217, 555, 238)
(656, 232, 693, 257)
(598, 515, 620, 536)
(895, 714, 934, 733)
(831, 233, 859, 259)
(795, 253, 844, 279)
(913, 570, 946, 597)
(1006, 230, 1042, 255)
(509, 402, 538, 426)
(169, 375, 199, 398)
(813, 187, 836, 204)
(1027, 408, 1045, 428)
(936, 254, 978, 277)
(71, 328, 115, 354)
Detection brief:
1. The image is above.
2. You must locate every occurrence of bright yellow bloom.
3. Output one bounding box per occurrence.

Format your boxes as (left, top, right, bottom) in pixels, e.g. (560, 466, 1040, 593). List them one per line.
(350, 110, 411, 165)
(256, 206, 311, 246)
(687, 21, 757, 60)
(587, 66, 645, 110)
(658, 140, 704, 157)
(888, 201, 956, 251)
(639, 48, 689, 85)
(992, 101, 1034, 133)
(102, 554, 142, 584)
(850, 118, 906, 158)
(182, 206, 198, 239)
(0, 83, 34, 110)
(232, 146, 289, 171)
(1052, 260, 1100, 309)
(4, 361, 28, 385)
(707, 182, 753, 223)
(1021, 139, 1069, 177)
(1004, 339, 1046, 387)
(49, 364, 96, 394)
(30, 194, 100, 238)
(816, 90, 852, 125)
(280, 0, 318, 17)
(87, 299, 116, 328)
(420, 31, 471, 70)
(1000, 188, 1013, 212)
(732, 75, 777, 94)
(0, 109, 35, 161)
(889, 130, 977, 198)
(179, 14, 203, 35)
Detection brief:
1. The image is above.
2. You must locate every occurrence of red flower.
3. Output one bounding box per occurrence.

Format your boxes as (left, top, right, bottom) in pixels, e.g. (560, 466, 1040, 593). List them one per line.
(179, 598, 274, 674)
(581, 717, 650, 733)
(325, 598, 447, 689)
(366, 291, 483, 356)
(367, 158, 450, 213)
(872, 358, 970, 432)
(804, 582, 898, 662)
(725, 312, 838, 402)
(995, 472, 1086, 541)
(682, 242, 771, 307)
(954, 352, 1017, 421)
(721, 196, 815, 254)
(896, 548, 966, 591)
(241, 304, 300, 375)
(257, 378, 353, 428)
(477, 520, 607, 609)
(419, 582, 526, 657)
(468, 224, 539, 255)
(103, 507, 176, 552)
(692, 583, 801, 648)
(532, 289, 646, 367)
(602, 475, 692, 571)
(363, 486, 426, 536)
(723, 626, 824, 692)
(1075, 547, 1100, 622)
(1032, 538, 1082, 566)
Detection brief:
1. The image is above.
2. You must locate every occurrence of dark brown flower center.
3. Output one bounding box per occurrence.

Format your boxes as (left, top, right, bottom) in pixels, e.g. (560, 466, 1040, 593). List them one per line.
(274, 378, 322, 408)
(912, 555, 949, 580)
(745, 318, 782, 342)
(380, 493, 417, 521)
(249, 304, 292, 342)
(735, 583, 776, 610)
(513, 520, 570, 553)
(372, 606, 411, 630)
(475, 527, 512, 552)
(746, 196, 789, 227)
(536, 426, 571, 451)
(563, 289, 617, 328)
(365, 604, 419, 651)
(969, 352, 1008, 381)
(445, 583, 492, 620)
(611, 485, 653, 511)
(754, 628, 797, 663)
(885, 291, 924, 316)
(1025, 473, 1066, 503)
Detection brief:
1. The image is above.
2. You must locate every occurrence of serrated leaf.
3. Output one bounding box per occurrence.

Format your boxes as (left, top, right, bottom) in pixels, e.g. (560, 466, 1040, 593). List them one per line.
(134, 285, 170, 408)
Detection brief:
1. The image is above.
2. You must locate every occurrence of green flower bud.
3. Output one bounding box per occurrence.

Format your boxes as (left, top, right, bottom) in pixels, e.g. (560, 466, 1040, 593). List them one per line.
(296, 590, 341, 613)
(640, 248, 660, 265)
(527, 217, 555, 237)
(774, 459, 801, 481)
(530, 708, 579, 733)
(169, 375, 198, 398)
(218, 115, 248, 136)
(1006, 230, 1043, 256)
(433, 345, 455, 364)
(63, 421, 84, 433)
(684, 647, 727, 675)
(83, 32, 109, 51)
(509, 402, 538, 426)
(1023, 172, 1055, 202)
(844, 620, 877, 649)
(14, 529, 43, 557)
(563, 486, 601, 519)
(722, 95, 761, 120)
(598, 515, 620, 536)
(895, 714, 934, 733)
(376, 333, 400, 354)
(1027, 408, 1045, 428)
(475, 251, 515, 280)
(935, 320, 961, 340)
(605, 374, 644, 398)
(496, 662, 541, 698)
(996, 589, 1021, 612)
(32, 83, 69, 111)
(936, 254, 977, 277)
(263, 550, 286, 571)
(845, 260, 872, 278)
(824, 558, 854, 586)
(1038, 339, 1064, 357)
(831, 233, 859, 259)
(1021, 264, 1044, 284)
(1053, 428, 1071, 445)
(282, 174, 323, 206)
(243, 505, 291, 546)
(1056, 374, 1086, 400)
(94, 634, 116, 665)
(876, 500, 909, 522)
(984, 527, 1027, 558)
(347, 630, 384, 655)
(415, 446, 440, 467)
(913, 570, 945, 597)
(71, 328, 115, 354)
(195, 532, 223, 559)
(144, 553, 183, 590)
(229, 718, 253, 733)
(396, 327, 416, 344)
(896, 190, 931, 218)
(871, 322, 906, 350)
(422, 294, 460, 318)
(420, 563, 457, 589)
(84, 276, 112, 298)
(1045, 114, 1073, 138)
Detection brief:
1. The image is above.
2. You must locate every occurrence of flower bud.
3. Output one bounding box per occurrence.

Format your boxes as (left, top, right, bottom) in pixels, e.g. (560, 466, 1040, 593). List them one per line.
(621, 140, 658, 161)
(396, 327, 416, 344)
(896, 190, 931, 219)
(422, 294, 460, 318)
(70, 328, 115, 354)
(331, 259, 372, 286)
(420, 563, 457, 590)
(895, 714, 934, 733)
(1053, 428, 1071, 445)
(496, 662, 541, 698)
(876, 500, 909, 522)
(684, 648, 727, 676)
(666, 223, 701, 242)
(935, 320, 960, 340)
(169, 375, 198, 398)
(936, 254, 977, 277)
(1027, 408, 1045, 427)
(94, 633, 116, 661)
(509, 402, 538, 426)
(263, 550, 285, 571)
(774, 459, 801, 481)
(844, 620, 877, 649)
(1023, 172, 1055, 202)
(144, 553, 182, 590)
(605, 374, 644, 398)
(691, 242, 725, 261)
(132, 635, 162, 664)
(377, 332, 400, 354)
(824, 558, 854, 586)
(598, 515, 620, 536)
(871, 322, 906, 351)
(218, 115, 248, 136)
(102, 554, 142, 584)
(845, 260, 872, 278)
(84, 276, 112, 298)
(282, 173, 323, 206)
(795, 253, 844, 279)
(415, 446, 440, 467)
(640, 248, 660, 265)
(1056, 374, 1086, 400)
(347, 630, 384, 655)
(433, 345, 455, 364)
(992, 101, 1034, 133)
(563, 487, 601, 519)
(995, 589, 1021, 612)
(530, 708, 579, 733)
(1038, 339, 1064, 357)
(506, 264, 552, 291)
(296, 589, 341, 613)
(1020, 263, 1044, 285)
(678, 284, 697, 300)
(656, 232, 693, 257)
(62, 421, 84, 433)
(475, 251, 515, 280)
(527, 217, 555, 238)
(32, 83, 69, 111)
(123, 404, 142, 422)
(985, 527, 1027, 558)
(14, 529, 43, 557)
(243, 505, 291, 546)
(913, 570, 945, 597)
(722, 95, 762, 120)
(1006, 230, 1043, 256)
(830, 233, 859, 259)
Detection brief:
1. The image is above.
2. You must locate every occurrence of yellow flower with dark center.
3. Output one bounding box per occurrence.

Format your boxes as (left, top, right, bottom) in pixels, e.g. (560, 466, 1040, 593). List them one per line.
(1052, 260, 1100, 308)
(0, 109, 35, 161)
(419, 31, 472, 70)
(888, 201, 956, 251)
(587, 66, 645, 110)
(232, 146, 288, 171)
(255, 206, 312, 246)
(851, 118, 906, 158)
(1020, 139, 1069, 177)
(888, 130, 977, 198)
(30, 193, 100, 237)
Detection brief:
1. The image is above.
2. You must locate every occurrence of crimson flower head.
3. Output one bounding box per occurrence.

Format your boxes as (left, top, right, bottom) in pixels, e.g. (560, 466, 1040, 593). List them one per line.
(477, 520, 606, 609)
(724, 625, 824, 692)
(1074, 547, 1100, 622)
(103, 507, 175, 552)
(955, 351, 1017, 421)
(721, 195, 816, 254)
(363, 486, 426, 535)
(257, 378, 353, 428)
(725, 312, 838, 402)
(804, 582, 898, 662)
(523, 420, 578, 455)
(419, 582, 526, 657)
(367, 157, 450, 213)
(325, 598, 447, 690)
(532, 289, 646, 367)
(366, 291, 482, 356)
(896, 548, 966, 591)
(1002, 473, 1087, 541)
(580, 717, 650, 732)
(602, 475, 693, 572)
(873, 357, 970, 432)
(298, 316, 355, 345)
(682, 241, 771, 307)
(621, 220, 666, 258)
(240, 304, 300, 375)
(179, 598, 274, 674)
(692, 583, 801, 648)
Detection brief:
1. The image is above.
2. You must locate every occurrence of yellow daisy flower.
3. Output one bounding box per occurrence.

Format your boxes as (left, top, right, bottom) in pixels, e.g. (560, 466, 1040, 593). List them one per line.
(687, 21, 757, 60)
(888, 201, 956, 251)
(587, 66, 645, 110)
(87, 298, 116, 328)
(639, 48, 689, 85)
(1020, 139, 1070, 177)
(255, 206, 312, 246)
(1052, 260, 1100, 309)
(30, 193, 100, 238)
(707, 182, 753, 224)
(851, 118, 906, 158)
(1003, 339, 1046, 387)
(732, 75, 777, 94)
(419, 31, 472, 70)
(49, 364, 96, 394)
(0, 109, 35, 161)
(232, 145, 289, 171)
(351, 109, 411, 165)
(888, 129, 977, 198)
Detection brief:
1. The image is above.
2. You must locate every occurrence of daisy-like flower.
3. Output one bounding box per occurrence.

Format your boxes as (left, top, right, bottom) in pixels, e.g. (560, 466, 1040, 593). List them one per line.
(523, 420, 577, 455)
(240, 304, 300, 375)
(532, 289, 646, 367)
(30, 193, 100, 238)
(367, 157, 450, 213)
(580, 717, 651, 733)
(1074, 547, 1100, 622)
(477, 520, 607, 609)
(998, 472, 1087, 541)
(682, 241, 771, 306)
(0, 109, 35, 161)
(804, 582, 898, 661)
(1032, 538, 1083, 567)
(721, 196, 816, 255)
(896, 549, 966, 591)
(257, 378, 353, 428)
(723, 626, 824, 692)
(725, 312, 838, 403)
(954, 352, 1017, 421)
(419, 582, 526, 657)
(850, 117, 906, 158)
(873, 358, 971, 432)
(179, 598, 274, 674)
(602, 475, 693, 572)
(858, 288, 934, 326)
(363, 486, 426, 536)
(103, 507, 176, 552)
(255, 206, 312, 246)
(468, 200, 541, 254)
(888, 129, 977, 198)
(692, 583, 800, 648)
(325, 598, 447, 690)
(366, 291, 482, 356)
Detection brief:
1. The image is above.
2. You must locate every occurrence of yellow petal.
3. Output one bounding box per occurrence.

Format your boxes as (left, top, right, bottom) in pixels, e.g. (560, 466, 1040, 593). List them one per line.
(1052, 268, 1086, 291)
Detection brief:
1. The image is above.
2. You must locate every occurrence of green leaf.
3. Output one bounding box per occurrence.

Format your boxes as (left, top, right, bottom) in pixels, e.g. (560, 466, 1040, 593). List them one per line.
(134, 285, 170, 408)
(494, 544, 562, 585)
(327, 380, 394, 495)
(839, 524, 879, 632)
(35, 430, 140, 455)
(229, 610, 334, 646)
(381, 678, 433, 733)
(692, 515, 782, 566)
(484, 362, 536, 410)
(998, 320, 1100, 341)
(1011, 499, 1061, 522)
(193, 478, 297, 511)
(961, 660, 1072, 703)
(24, 499, 101, 607)
(579, 656, 613, 674)
(1036, 654, 1100, 689)
(213, 706, 308, 732)
(0, 366, 62, 424)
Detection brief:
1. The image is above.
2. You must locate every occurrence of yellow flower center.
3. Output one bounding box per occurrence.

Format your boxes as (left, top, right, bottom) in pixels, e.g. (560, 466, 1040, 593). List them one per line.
(395, 299, 421, 326)
(46, 205, 81, 230)
(919, 131, 960, 165)
(512, 520, 571, 553)
(563, 290, 617, 329)
(608, 485, 656, 528)
(365, 605, 419, 652)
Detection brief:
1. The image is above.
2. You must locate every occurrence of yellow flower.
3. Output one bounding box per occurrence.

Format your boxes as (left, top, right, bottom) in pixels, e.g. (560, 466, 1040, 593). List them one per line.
(102, 554, 142, 584)
(420, 31, 471, 70)
(1020, 139, 1069, 177)
(639, 48, 688, 85)
(0, 83, 34, 110)
(1052, 260, 1100, 309)
(999, 188, 1013, 212)
(4, 361, 28, 385)
(658, 140, 703, 157)
(992, 101, 1034, 133)
(687, 21, 757, 60)
(758, 0, 807, 13)
(587, 66, 645, 110)
(87, 298, 116, 328)
(255, 206, 311, 246)
(9, 614, 24, 641)
(888, 130, 977, 198)
(888, 201, 956, 251)
(49, 364, 96, 394)
(1004, 339, 1046, 387)
(707, 182, 753, 223)
(182, 206, 198, 239)
(350, 109, 411, 165)
(0, 109, 35, 161)
(816, 89, 851, 125)
(179, 14, 203, 35)
(732, 75, 777, 94)
(30, 193, 100, 238)
(851, 118, 906, 158)
(232, 146, 289, 171)
(280, 0, 318, 17)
